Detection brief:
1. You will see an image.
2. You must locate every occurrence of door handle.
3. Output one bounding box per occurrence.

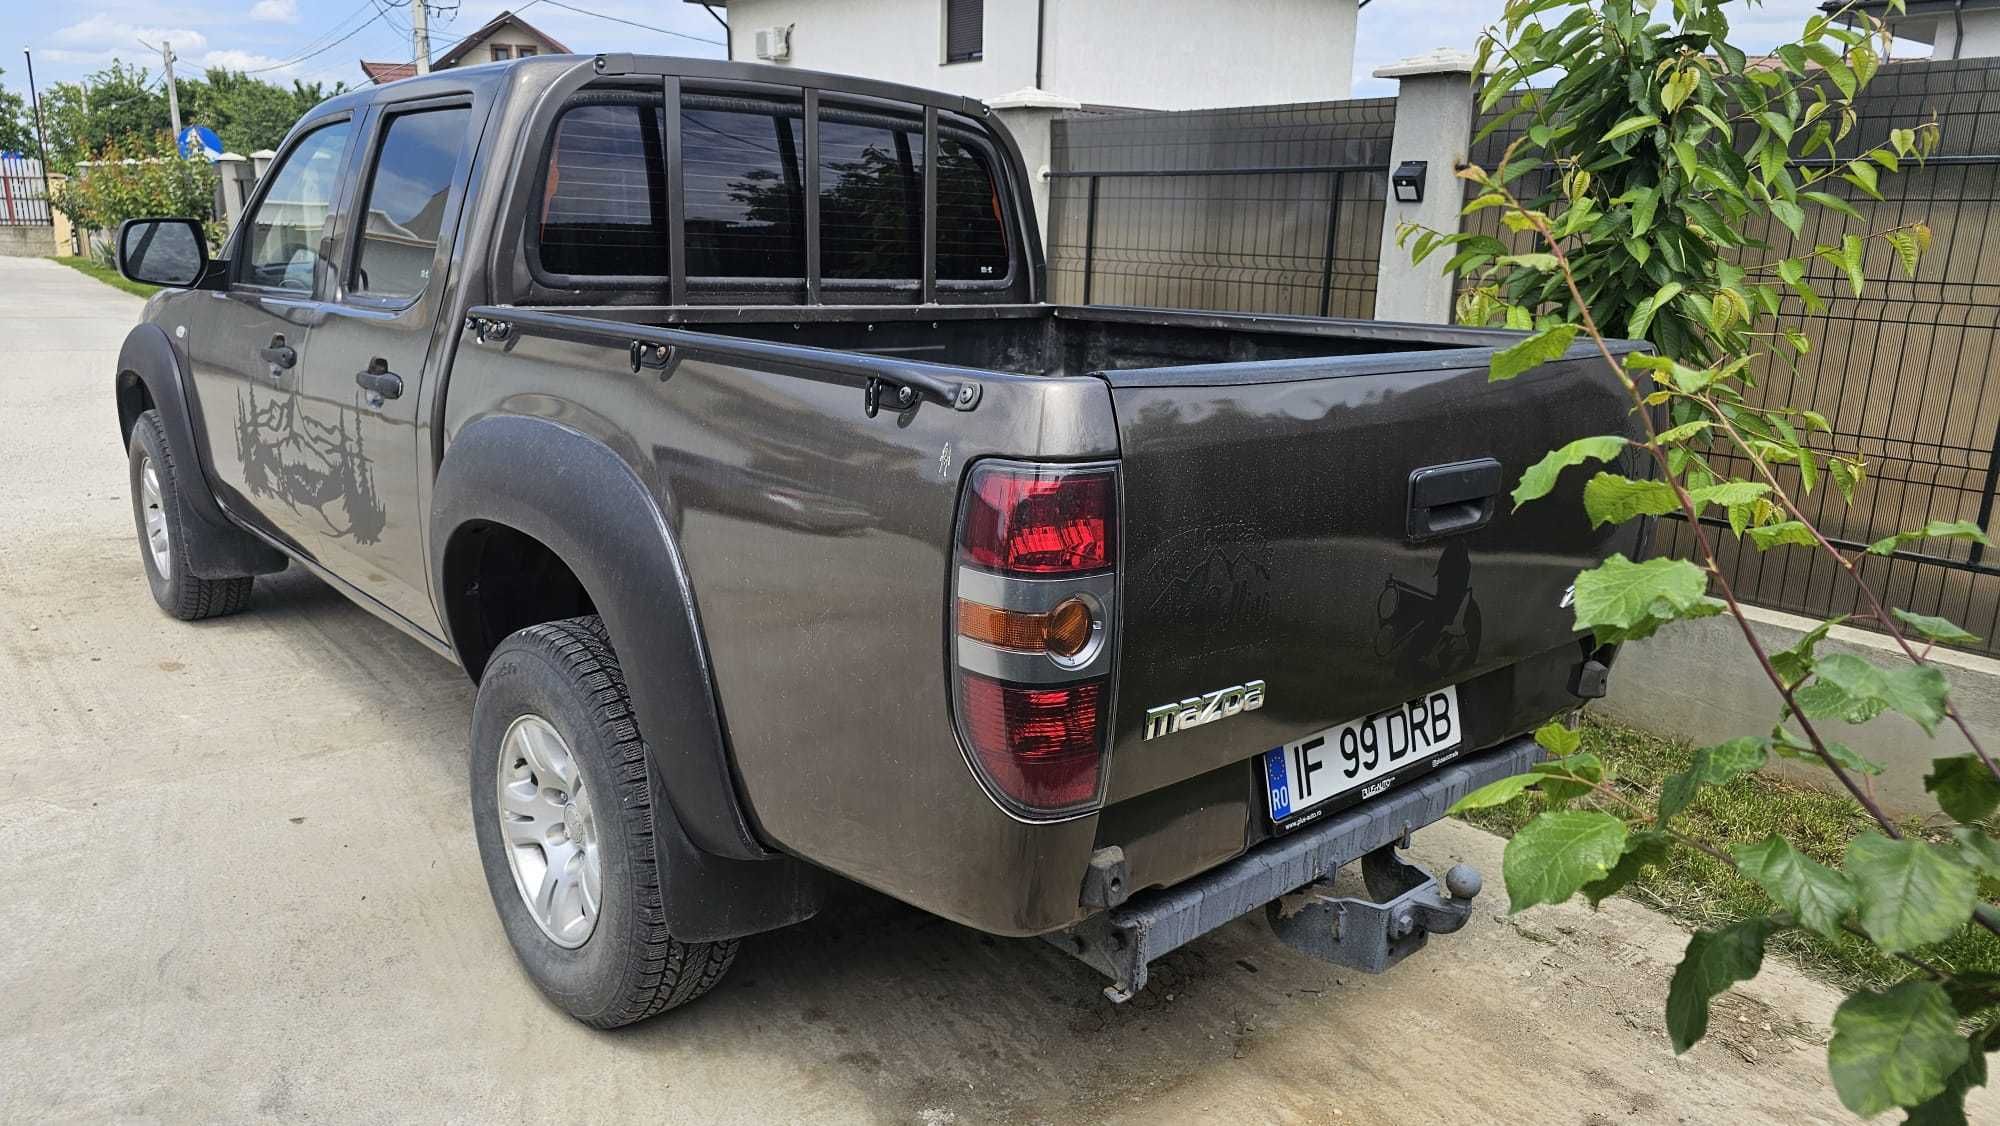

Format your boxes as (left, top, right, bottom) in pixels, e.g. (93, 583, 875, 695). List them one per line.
(258, 335, 297, 370)
(1407, 458, 1503, 542)
(355, 358, 403, 401)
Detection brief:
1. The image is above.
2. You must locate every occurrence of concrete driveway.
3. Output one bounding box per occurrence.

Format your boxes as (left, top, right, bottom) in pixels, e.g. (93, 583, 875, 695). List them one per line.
(2, 255, 1983, 1125)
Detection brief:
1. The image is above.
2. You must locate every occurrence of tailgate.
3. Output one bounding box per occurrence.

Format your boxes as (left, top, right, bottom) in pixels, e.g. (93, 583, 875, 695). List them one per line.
(1100, 345, 1647, 804)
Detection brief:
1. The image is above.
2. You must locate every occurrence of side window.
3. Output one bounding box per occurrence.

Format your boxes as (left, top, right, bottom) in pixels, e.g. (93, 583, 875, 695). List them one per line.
(936, 136, 1009, 281)
(818, 112, 923, 280)
(538, 102, 668, 277)
(351, 106, 471, 301)
(240, 121, 353, 291)
(683, 103, 804, 278)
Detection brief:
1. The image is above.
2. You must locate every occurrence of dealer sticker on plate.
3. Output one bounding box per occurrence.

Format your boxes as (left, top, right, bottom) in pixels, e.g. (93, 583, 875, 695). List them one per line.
(1263, 685, 1463, 823)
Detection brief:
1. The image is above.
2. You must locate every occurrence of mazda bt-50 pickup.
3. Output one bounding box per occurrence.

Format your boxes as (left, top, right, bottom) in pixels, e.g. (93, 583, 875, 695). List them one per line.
(111, 54, 1643, 1026)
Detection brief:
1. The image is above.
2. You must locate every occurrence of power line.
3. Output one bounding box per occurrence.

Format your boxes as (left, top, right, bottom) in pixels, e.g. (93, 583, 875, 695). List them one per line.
(242, 4, 393, 74)
(532, 0, 726, 47)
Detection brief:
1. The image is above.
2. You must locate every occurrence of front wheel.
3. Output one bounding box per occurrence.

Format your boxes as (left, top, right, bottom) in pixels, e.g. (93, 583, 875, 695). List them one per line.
(470, 616, 737, 1027)
(128, 410, 254, 620)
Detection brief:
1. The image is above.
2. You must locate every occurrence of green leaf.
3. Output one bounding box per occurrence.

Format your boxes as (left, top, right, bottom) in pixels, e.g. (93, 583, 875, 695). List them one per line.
(1770, 732, 1886, 776)
(1498, 252, 1559, 271)
(1534, 721, 1581, 758)
(1629, 186, 1658, 236)
(1655, 420, 1711, 444)
(1502, 811, 1629, 912)
(1582, 472, 1682, 526)
(1777, 257, 1805, 286)
(1571, 554, 1718, 644)
(1892, 608, 1980, 646)
(1796, 652, 1949, 735)
(1658, 737, 1771, 823)
(1840, 233, 1867, 296)
(1887, 228, 1923, 277)
(1844, 832, 1980, 951)
(1904, 1045, 1987, 1126)
(1828, 981, 1969, 1117)
(1600, 114, 1660, 142)
(1689, 481, 1769, 512)
(1664, 917, 1774, 1053)
(1747, 521, 1819, 551)
(1490, 324, 1579, 383)
(1512, 435, 1627, 510)
(1580, 829, 1670, 907)
(1769, 198, 1805, 236)
(1729, 835, 1856, 937)
(1449, 772, 1541, 814)
(1925, 755, 2000, 823)
(1771, 618, 1840, 685)
(1867, 520, 1992, 557)
(1952, 826, 2000, 877)
(1804, 189, 1863, 222)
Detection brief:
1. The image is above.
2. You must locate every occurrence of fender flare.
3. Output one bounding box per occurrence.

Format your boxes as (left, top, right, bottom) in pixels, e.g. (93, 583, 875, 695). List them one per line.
(115, 324, 288, 579)
(431, 413, 768, 863)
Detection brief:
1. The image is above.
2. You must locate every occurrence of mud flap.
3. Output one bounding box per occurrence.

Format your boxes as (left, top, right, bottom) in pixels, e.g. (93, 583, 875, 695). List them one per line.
(1264, 846, 1482, 974)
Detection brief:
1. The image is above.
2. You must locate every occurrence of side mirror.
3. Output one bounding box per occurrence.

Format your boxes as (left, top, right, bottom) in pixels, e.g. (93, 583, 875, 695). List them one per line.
(117, 218, 210, 289)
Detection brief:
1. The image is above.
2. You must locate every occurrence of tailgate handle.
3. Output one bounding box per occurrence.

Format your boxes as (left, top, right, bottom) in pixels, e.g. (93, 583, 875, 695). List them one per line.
(1407, 458, 1502, 542)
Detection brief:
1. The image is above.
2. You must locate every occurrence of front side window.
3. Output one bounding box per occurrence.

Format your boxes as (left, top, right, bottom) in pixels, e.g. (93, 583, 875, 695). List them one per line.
(241, 121, 353, 291)
(352, 106, 471, 301)
(819, 113, 923, 280)
(538, 101, 668, 276)
(683, 103, 804, 278)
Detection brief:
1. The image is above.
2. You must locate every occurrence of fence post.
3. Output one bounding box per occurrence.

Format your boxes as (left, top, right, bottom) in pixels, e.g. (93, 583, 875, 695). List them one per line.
(1082, 175, 1099, 305)
(1372, 49, 1481, 324)
(986, 87, 1081, 247)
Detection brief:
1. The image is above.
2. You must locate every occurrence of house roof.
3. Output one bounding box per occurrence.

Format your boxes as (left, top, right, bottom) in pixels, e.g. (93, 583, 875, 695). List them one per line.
(360, 9, 571, 84)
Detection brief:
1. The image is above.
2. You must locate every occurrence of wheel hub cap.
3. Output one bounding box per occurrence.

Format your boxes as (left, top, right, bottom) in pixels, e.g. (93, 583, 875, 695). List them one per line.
(496, 714, 602, 947)
(140, 455, 171, 580)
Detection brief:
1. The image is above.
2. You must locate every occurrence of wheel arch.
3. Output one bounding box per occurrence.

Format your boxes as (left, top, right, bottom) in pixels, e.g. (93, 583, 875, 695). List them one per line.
(430, 414, 770, 866)
(115, 323, 288, 579)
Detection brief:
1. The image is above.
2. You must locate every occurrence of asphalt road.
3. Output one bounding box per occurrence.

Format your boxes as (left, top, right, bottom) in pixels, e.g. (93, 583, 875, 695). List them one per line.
(2, 255, 1983, 1125)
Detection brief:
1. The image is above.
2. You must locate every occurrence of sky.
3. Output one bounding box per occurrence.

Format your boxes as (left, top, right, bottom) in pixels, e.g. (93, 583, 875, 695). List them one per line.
(1, 0, 1912, 101)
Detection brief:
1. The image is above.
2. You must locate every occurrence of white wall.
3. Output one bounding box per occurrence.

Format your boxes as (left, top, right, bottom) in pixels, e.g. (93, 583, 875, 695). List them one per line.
(724, 0, 1357, 109)
(1043, 0, 1355, 109)
(1932, 9, 2000, 59)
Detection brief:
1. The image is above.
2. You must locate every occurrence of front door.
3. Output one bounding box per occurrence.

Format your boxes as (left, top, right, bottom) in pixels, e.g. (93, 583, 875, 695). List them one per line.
(288, 99, 479, 633)
(182, 117, 357, 552)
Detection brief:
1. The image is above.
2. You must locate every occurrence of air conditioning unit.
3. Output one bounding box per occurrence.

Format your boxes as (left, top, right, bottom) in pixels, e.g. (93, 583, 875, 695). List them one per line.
(754, 25, 793, 62)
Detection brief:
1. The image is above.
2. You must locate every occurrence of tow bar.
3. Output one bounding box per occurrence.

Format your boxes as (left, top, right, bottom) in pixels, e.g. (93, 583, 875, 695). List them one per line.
(1266, 846, 1482, 974)
(1043, 735, 1533, 1002)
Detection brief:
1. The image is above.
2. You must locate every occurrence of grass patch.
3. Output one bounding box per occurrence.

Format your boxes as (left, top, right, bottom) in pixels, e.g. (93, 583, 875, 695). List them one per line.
(52, 255, 159, 298)
(1460, 715, 2000, 990)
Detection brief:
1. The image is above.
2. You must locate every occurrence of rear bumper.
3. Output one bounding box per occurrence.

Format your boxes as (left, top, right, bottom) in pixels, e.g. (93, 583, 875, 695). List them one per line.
(1048, 734, 1542, 998)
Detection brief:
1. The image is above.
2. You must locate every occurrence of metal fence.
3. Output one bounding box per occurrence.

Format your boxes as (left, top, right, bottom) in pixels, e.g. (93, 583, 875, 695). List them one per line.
(0, 156, 51, 226)
(1045, 99, 1394, 315)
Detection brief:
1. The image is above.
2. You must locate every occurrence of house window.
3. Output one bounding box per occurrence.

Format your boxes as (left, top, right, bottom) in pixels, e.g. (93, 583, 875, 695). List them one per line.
(490, 45, 513, 62)
(944, 0, 982, 63)
(516, 45, 537, 57)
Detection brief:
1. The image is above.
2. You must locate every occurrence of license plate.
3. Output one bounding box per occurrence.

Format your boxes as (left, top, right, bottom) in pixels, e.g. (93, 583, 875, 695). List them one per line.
(1263, 685, 1463, 823)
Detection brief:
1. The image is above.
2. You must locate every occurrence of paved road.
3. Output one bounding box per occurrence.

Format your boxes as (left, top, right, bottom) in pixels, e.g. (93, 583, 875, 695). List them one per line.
(2, 255, 1981, 1124)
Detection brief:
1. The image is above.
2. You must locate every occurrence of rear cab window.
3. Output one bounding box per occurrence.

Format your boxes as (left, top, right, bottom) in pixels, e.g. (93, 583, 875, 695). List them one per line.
(527, 80, 1018, 302)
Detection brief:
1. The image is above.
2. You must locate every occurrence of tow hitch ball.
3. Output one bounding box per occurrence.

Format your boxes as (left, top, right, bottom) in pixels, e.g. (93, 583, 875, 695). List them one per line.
(1266, 846, 1484, 974)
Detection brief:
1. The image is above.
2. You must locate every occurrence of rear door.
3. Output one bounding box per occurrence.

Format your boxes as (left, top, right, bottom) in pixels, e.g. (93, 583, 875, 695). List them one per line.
(290, 96, 481, 634)
(1100, 347, 1648, 810)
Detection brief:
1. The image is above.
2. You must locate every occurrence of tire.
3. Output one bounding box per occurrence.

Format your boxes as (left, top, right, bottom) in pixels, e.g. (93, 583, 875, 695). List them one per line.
(470, 615, 737, 1027)
(128, 409, 254, 621)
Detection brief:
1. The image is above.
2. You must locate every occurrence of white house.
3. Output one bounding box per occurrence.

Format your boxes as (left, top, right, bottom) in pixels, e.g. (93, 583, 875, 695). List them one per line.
(689, 0, 1360, 111)
(1827, 0, 2000, 59)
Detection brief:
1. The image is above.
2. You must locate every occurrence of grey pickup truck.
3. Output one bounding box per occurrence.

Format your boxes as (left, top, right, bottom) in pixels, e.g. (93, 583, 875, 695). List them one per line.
(113, 54, 1643, 1027)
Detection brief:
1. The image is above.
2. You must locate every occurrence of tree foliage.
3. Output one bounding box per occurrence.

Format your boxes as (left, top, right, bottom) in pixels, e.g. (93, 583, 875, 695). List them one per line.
(0, 68, 35, 155)
(38, 60, 342, 171)
(48, 134, 218, 256)
(1412, 1, 2000, 1119)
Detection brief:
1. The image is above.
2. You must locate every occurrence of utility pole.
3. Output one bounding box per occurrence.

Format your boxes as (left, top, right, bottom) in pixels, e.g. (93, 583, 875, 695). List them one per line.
(412, 1, 432, 75)
(140, 39, 183, 142)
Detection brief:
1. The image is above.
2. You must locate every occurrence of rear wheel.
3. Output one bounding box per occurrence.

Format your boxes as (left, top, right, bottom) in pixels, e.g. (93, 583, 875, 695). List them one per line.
(128, 410, 254, 620)
(470, 615, 737, 1027)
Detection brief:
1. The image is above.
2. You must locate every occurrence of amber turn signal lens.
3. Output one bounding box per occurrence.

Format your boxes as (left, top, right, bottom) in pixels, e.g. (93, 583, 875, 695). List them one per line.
(957, 597, 1097, 658)
(1043, 597, 1094, 658)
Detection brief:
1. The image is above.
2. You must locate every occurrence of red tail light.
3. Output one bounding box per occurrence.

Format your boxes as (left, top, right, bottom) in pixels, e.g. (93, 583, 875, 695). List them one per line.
(959, 673, 1106, 811)
(952, 460, 1119, 818)
(959, 465, 1116, 575)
